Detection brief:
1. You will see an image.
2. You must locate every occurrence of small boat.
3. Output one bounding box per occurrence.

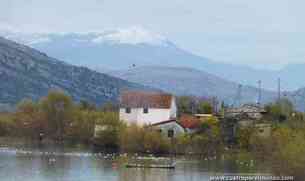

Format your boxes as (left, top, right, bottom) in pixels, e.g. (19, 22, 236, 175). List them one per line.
(125, 157, 176, 169)
(125, 163, 175, 169)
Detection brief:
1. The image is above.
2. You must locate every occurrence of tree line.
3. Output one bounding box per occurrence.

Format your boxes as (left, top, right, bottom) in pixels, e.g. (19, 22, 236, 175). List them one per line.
(0, 91, 221, 154)
(0, 90, 116, 143)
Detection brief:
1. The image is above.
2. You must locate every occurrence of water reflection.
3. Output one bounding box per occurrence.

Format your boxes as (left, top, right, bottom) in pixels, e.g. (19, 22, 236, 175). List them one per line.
(0, 146, 252, 181)
(119, 166, 213, 181)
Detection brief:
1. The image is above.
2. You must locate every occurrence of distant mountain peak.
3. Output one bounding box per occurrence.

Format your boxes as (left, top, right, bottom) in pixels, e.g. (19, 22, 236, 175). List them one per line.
(92, 26, 169, 46)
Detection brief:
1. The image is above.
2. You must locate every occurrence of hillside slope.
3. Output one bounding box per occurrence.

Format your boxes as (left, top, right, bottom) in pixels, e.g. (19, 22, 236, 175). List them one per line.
(0, 37, 151, 106)
(109, 66, 277, 105)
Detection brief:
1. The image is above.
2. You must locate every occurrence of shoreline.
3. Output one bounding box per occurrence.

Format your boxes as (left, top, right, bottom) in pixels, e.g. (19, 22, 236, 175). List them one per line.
(0, 136, 251, 160)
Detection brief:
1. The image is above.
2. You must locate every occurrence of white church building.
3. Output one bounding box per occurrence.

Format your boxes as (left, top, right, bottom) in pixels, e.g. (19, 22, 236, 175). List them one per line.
(119, 91, 177, 125)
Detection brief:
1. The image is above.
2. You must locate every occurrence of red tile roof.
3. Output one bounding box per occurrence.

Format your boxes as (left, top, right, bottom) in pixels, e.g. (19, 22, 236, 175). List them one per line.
(150, 119, 179, 126)
(179, 114, 202, 129)
(120, 91, 173, 109)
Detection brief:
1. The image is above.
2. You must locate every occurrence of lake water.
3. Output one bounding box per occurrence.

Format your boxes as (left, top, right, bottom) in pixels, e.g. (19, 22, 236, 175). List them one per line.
(0, 145, 259, 181)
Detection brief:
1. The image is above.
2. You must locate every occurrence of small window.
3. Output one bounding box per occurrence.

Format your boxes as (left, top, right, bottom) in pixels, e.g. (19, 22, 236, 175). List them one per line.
(168, 129, 174, 138)
(259, 129, 264, 133)
(143, 108, 149, 114)
(125, 107, 131, 113)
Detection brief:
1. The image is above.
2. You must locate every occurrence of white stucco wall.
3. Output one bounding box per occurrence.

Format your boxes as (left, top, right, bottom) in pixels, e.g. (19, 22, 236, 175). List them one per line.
(153, 122, 186, 138)
(120, 108, 138, 124)
(120, 108, 172, 125)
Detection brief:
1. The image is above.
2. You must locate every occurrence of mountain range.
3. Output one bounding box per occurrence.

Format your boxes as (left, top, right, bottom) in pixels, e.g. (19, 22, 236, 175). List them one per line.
(2, 28, 305, 91)
(1, 28, 305, 111)
(0, 36, 151, 107)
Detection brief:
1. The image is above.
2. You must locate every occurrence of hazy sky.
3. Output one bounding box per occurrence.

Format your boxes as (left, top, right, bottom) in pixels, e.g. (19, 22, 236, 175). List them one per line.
(1, 0, 305, 69)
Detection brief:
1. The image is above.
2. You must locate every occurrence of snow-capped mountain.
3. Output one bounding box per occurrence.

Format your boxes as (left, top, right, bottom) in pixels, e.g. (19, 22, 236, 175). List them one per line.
(0, 27, 178, 72)
(1, 27, 171, 47)
(91, 27, 169, 46)
(1, 27, 305, 91)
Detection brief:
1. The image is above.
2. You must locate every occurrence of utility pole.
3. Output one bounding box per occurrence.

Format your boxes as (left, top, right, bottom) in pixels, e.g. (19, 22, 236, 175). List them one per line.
(278, 78, 281, 102)
(212, 96, 218, 114)
(234, 84, 242, 107)
(257, 80, 262, 106)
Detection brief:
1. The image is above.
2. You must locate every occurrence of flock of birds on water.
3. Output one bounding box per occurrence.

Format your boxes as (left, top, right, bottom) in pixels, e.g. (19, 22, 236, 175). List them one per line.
(0, 147, 255, 168)
(0, 147, 118, 158)
(0, 147, 119, 164)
